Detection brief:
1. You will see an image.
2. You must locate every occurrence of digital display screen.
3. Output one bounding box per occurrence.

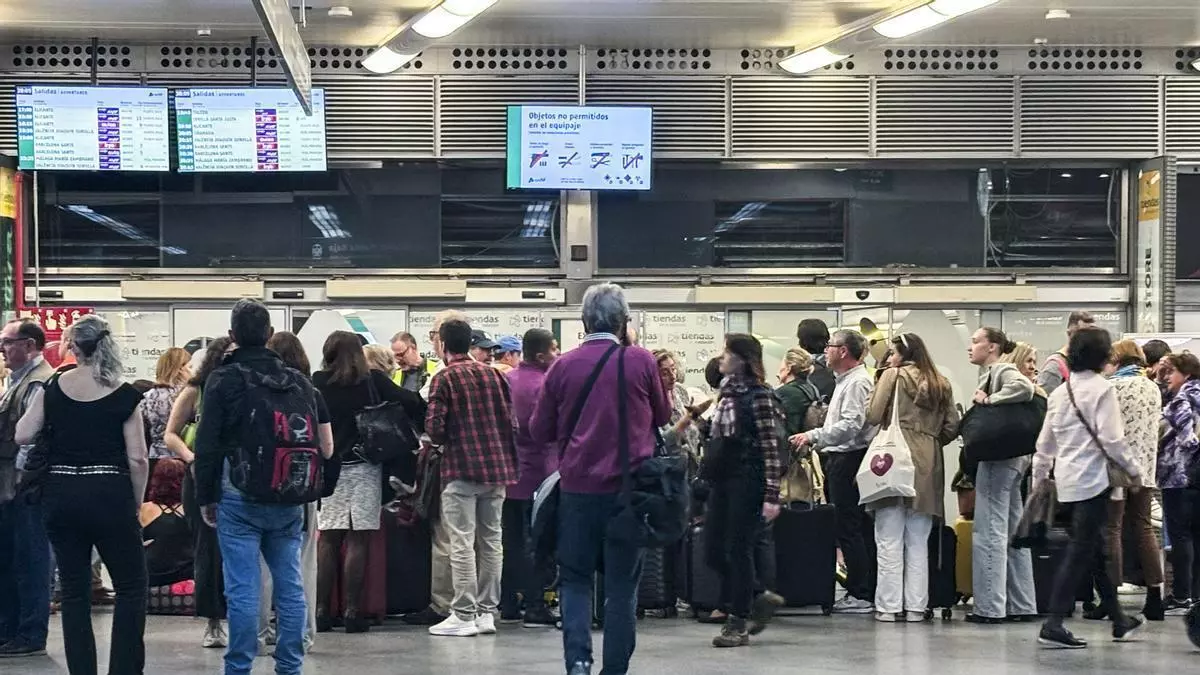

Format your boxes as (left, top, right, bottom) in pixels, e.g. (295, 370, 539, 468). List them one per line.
(505, 105, 652, 191)
(16, 85, 170, 171)
(176, 87, 327, 172)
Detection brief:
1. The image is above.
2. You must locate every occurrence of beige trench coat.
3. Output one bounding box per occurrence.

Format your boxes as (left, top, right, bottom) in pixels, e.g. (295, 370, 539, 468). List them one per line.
(865, 365, 961, 520)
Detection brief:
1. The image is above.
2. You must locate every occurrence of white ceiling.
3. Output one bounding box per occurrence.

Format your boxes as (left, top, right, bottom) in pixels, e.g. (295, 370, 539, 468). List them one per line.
(0, 0, 1196, 49)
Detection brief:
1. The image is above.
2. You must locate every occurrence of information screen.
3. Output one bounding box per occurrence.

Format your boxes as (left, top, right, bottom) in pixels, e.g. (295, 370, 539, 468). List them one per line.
(176, 88, 327, 172)
(505, 105, 652, 191)
(16, 85, 170, 171)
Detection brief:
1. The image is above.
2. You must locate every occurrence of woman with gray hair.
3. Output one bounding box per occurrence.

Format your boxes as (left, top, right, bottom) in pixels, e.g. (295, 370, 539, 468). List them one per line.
(653, 349, 701, 467)
(17, 314, 150, 674)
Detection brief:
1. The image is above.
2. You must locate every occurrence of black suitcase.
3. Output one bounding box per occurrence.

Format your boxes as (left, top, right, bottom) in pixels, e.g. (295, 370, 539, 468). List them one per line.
(773, 503, 837, 615)
(385, 518, 432, 616)
(927, 524, 958, 620)
(637, 547, 678, 616)
(681, 524, 722, 616)
(1033, 527, 1091, 616)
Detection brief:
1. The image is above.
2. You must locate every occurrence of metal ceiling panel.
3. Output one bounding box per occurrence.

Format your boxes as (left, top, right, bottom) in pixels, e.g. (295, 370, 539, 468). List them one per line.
(875, 77, 1014, 156)
(1165, 79, 1200, 158)
(437, 76, 577, 156)
(729, 77, 869, 158)
(1019, 77, 1161, 157)
(584, 76, 725, 157)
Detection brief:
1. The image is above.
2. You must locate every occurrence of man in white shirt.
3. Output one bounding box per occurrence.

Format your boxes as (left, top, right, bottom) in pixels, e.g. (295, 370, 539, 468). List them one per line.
(792, 329, 878, 614)
(1033, 326, 1142, 649)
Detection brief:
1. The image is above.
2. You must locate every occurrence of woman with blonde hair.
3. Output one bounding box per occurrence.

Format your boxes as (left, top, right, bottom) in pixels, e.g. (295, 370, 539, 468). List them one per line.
(775, 347, 823, 506)
(1001, 342, 1041, 388)
(142, 348, 191, 484)
(363, 344, 396, 378)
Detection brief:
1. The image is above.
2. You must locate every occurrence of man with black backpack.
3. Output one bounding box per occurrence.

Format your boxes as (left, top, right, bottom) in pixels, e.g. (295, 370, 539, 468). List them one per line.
(194, 299, 333, 675)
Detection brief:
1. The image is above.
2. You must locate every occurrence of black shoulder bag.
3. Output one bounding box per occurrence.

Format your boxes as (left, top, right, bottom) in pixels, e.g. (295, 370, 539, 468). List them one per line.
(356, 375, 420, 467)
(959, 366, 1046, 463)
(530, 343, 620, 567)
(607, 347, 689, 548)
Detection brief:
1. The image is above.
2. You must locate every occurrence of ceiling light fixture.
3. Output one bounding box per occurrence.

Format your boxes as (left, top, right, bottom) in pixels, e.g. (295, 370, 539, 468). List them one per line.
(362, 45, 420, 73)
(1060, 172, 1073, 178)
(1045, 8, 1071, 20)
(327, 5, 353, 18)
(364, 0, 500, 73)
(1099, 173, 1111, 179)
(930, 0, 1000, 18)
(873, 6, 949, 39)
(777, 46, 849, 74)
(1190, 58, 1200, 72)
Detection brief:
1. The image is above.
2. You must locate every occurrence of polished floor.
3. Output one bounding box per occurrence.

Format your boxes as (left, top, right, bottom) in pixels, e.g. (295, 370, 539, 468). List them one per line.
(12, 604, 1199, 675)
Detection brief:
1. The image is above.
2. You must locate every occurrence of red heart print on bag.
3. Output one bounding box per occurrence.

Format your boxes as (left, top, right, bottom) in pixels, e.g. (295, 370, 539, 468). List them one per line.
(870, 453, 894, 477)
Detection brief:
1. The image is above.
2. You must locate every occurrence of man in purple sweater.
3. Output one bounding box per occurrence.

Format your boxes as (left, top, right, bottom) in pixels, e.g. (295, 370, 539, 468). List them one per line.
(500, 328, 560, 627)
(531, 283, 671, 675)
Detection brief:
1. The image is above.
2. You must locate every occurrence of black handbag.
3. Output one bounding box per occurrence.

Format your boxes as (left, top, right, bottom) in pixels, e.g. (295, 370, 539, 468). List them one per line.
(355, 376, 420, 466)
(607, 348, 689, 549)
(960, 368, 1046, 463)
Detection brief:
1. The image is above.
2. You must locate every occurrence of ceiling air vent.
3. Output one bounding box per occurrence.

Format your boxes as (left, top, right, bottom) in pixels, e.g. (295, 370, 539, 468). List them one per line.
(594, 48, 712, 73)
(884, 47, 998, 72)
(1026, 47, 1144, 72)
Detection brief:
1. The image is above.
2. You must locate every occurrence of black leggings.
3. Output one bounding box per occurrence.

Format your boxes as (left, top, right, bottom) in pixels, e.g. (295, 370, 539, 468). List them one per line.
(1163, 487, 1200, 600)
(705, 471, 763, 620)
(182, 468, 225, 620)
(43, 474, 147, 675)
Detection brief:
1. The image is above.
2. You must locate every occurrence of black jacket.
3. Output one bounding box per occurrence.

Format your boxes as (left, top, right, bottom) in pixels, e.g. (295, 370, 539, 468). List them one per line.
(193, 346, 306, 506)
(809, 355, 836, 402)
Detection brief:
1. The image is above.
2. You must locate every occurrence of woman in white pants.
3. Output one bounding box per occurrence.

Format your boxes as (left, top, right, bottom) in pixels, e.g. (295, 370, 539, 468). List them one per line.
(965, 327, 1040, 624)
(865, 333, 960, 622)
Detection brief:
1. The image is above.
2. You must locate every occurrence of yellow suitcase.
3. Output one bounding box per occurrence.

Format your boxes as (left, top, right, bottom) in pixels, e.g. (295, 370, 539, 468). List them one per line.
(954, 518, 973, 599)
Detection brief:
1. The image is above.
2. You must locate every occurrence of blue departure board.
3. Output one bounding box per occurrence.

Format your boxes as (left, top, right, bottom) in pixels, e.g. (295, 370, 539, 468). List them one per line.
(175, 88, 327, 172)
(16, 85, 170, 171)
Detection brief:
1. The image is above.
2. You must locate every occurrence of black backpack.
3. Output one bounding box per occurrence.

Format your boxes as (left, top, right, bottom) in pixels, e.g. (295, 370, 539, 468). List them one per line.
(227, 364, 328, 504)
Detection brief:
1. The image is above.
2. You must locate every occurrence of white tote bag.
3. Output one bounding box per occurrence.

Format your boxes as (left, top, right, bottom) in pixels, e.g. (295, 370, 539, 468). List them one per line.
(856, 381, 917, 505)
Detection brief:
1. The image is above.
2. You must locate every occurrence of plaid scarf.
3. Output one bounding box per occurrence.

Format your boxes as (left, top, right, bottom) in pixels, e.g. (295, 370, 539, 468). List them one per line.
(711, 375, 752, 439)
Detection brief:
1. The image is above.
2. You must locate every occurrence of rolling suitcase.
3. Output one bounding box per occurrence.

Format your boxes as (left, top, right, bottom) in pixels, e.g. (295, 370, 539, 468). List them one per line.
(681, 524, 722, 617)
(637, 547, 678, 617)
(1033, 527, 1091, 616)
(773, 503, 837, 615)
(327, 528, 388, 623)
(954, 518, 973, 600)
(927, 523, 958, 620)
(385, 518, 432, 616)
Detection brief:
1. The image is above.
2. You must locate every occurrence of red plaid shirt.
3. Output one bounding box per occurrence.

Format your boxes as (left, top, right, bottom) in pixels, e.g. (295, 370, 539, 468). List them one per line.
(425, 355, 518, 487)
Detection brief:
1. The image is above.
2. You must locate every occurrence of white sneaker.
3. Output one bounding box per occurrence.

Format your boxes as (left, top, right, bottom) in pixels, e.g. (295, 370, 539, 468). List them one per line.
(833, 596, 874, 614)
(202, 621, 227, 648)
(905, 611, 928, 623)
(475, 613, 497, 635)
(429, 614, 480, 637)
(875, 611, 898, 623)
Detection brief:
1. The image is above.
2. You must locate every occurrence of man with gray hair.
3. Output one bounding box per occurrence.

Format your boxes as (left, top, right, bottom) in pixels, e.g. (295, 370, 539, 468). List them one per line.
(791, 328, 878, 615)
(531, 283, 671, 675)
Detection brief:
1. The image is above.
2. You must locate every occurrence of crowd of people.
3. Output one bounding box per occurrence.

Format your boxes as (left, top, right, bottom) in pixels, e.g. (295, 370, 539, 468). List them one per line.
(0, 290, 1198, 674)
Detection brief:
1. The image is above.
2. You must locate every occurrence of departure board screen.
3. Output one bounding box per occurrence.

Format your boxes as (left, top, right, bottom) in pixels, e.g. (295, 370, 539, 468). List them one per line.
(176, 88, 327, 172)
(16, 85, 170, 171)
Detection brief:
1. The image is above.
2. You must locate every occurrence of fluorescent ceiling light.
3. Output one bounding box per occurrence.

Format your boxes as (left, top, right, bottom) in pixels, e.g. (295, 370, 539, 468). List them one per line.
(362, 45, 418, 73)
(873, 5, 949, 38)
(412, 5, 473, 38)
(778, 46, 848, 74)
(929, 0, 1000, 18)
(1191, 58, 1200, 72)
(441, 0, 498, 15)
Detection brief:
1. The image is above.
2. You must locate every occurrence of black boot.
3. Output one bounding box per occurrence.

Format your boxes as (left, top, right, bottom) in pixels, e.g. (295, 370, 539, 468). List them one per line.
(1143, 587, 1165, 622)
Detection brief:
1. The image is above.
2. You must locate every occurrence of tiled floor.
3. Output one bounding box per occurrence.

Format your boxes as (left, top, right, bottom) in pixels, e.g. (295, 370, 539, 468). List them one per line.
(11, 606, 1199, 674)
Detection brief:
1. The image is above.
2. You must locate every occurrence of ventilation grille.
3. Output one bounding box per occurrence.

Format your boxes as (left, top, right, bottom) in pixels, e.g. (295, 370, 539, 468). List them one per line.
(151, 44, 427, 74)
(593, 48, 714, 73)
(585, 77, 724, 156)
(876, 78, 1013, 155)
(1166, 80, 1200, 157)
(883, 47, 999, 73)
(6, 42, 140, 72)
(1019, 78, 1160, 155)
(730, 77, 869, 157)
(449, 47, 574, 73)
(1174, 48, 1200, 72)
(1025, 47, 1145, 73)
(438, 77, 577, 155)
(317, 75, 434, 157)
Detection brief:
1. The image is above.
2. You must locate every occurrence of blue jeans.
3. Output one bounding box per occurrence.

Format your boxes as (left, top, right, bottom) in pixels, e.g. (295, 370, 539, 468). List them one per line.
(0, 497, 52, 648)
(217, 489, 305, 675)
(557, 492, 642, 675)
(972, 456, 1037, 619)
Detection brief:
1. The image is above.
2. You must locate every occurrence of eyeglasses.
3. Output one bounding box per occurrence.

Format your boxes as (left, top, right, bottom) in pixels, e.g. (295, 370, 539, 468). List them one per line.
(427, 331, 438, 342)
(0, 337, 30, 347)
(826, 343, 846, 350)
